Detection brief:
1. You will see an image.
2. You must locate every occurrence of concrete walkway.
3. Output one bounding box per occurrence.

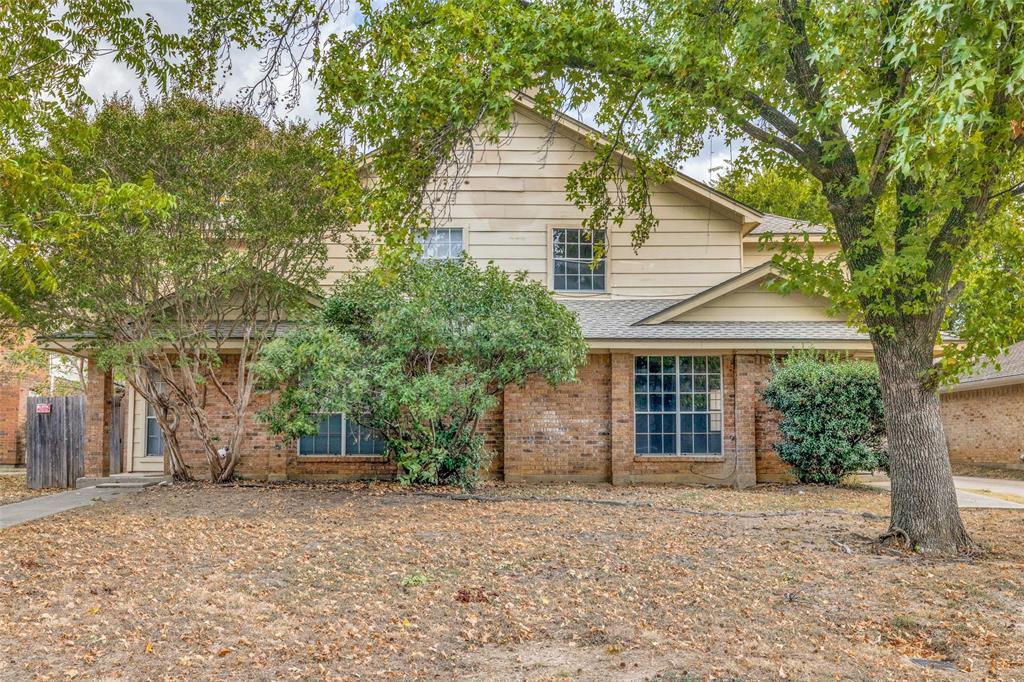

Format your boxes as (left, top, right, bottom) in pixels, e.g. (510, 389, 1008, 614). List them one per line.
(0, 474, 168, 529)
(861, 475, 1024, 509)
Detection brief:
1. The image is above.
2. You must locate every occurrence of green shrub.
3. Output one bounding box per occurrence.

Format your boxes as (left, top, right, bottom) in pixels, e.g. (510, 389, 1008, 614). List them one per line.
(761, 351, 888, 484)
(255, 257, 588, 489)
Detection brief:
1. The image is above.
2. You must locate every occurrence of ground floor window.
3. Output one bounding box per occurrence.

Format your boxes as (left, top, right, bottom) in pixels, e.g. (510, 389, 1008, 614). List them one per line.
(298, 414, 385, 456)
(145, 381, 165, 457)
(634, 355, 723, 455)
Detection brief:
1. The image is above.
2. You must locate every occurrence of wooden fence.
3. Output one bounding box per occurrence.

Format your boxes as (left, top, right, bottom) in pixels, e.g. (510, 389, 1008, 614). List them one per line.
(26, 396, 85, 489)
(108, 393, 123, 475)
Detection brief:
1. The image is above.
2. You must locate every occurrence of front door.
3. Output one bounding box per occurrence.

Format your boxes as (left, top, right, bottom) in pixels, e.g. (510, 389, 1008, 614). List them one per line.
(130, 387, 165, 473)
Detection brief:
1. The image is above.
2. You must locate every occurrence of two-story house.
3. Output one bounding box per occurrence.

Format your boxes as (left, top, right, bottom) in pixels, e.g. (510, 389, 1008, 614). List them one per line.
(81, 94, 864, 487)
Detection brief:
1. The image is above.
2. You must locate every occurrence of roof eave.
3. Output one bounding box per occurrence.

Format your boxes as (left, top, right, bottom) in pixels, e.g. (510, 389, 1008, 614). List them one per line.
(942, 373, 1024, 393)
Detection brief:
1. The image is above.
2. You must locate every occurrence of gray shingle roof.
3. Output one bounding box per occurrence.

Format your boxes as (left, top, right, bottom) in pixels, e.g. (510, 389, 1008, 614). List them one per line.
(959, 341, 1024, 386)
(748, 213, 829, 236)
(560, 299, 868, 342)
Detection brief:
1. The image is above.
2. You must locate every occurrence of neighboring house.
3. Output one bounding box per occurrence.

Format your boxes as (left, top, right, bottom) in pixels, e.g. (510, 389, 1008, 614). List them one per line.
(940, 341, 1024, 471)
(71, 94, 867, 486)
(0, 373, 35, 467)
(0, 344, 51, 468)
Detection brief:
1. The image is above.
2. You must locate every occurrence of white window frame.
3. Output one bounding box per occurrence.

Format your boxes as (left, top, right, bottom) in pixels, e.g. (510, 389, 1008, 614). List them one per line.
(633, 354, 724, 457)
(297, 413, 384, 457)
(144, 380, 166, 457)
(550, 227, 607, 293)
(417, 227, 465, 261)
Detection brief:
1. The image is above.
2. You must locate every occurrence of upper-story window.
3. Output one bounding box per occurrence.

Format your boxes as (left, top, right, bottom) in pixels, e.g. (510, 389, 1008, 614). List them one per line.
(417, 227, 464, 260)
(552, 228, 606, 292)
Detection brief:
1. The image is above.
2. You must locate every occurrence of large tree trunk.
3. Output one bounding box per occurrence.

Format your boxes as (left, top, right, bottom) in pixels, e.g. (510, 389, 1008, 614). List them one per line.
(873, 335, 973, 554)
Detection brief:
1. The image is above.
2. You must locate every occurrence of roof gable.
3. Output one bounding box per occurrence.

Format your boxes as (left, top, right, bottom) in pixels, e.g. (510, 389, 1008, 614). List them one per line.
(637, 263, 840, 325)
(510, 94, 764, 230)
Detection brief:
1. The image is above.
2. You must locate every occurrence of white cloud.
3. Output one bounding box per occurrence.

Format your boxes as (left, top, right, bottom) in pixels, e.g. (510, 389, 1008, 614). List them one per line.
(679, 139, 738, 185)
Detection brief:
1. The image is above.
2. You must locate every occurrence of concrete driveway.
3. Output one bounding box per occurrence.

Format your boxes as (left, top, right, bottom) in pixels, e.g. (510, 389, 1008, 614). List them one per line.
(861, 474, 1024, 509)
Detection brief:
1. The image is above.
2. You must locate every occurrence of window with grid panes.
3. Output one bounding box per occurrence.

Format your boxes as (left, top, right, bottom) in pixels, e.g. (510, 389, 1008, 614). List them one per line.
(298, 414, 385, 456)
(552, 228, 606, 292)
(417, 227, 464, 260)
(634, 355, 724, 455)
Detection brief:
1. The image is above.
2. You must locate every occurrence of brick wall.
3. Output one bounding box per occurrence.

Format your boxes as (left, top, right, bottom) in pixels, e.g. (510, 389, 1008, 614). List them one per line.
(0, 379, 27, 466)
(112, 354, 506, 482)
(83, 358, 112, 478)
(0, 352, 49, 467)
(156, 356, 291, 480)
(504, 353, 613, 482)
(940, 383, 1024, 470)
(503, 352, 767, 487)
(88, 350, 791, 485)
(750, 355, 792, 483)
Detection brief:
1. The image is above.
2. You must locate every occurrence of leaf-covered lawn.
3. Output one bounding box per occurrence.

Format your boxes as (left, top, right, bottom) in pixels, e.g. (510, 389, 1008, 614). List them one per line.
(0, 471, 53, 506)
(1, 482, 1021, 681)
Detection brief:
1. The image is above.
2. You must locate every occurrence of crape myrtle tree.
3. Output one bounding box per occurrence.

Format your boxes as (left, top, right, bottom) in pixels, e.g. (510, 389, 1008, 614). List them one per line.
(28, 95, 351, 482)
(255, 258, 588, 489)
(283, 0, 1024, 553)
(1, 0, 356, 317)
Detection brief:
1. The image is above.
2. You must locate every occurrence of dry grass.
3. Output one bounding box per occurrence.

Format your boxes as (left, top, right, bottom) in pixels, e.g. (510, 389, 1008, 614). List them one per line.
(951, 464, 1024, 481)
(1, 481, 1022, 681)
(0, 471, 54, 506)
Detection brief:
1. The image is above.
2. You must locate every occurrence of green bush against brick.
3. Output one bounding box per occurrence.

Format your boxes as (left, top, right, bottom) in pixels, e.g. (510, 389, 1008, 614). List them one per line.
(762, 351, 888, 484)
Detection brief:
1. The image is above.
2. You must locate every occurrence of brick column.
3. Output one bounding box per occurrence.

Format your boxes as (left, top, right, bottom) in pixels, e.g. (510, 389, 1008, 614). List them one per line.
(733, 353, 758, 488)
(0, 379, 21, 466)
(610, 352, 633, 486)
(266, 434, 288, 481)
(501, 384, 522, 482)
(84, 358, 112, 478)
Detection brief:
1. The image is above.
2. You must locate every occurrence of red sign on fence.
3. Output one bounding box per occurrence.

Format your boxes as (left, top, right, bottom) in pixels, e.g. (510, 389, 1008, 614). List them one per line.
(35, 403, 51, 414)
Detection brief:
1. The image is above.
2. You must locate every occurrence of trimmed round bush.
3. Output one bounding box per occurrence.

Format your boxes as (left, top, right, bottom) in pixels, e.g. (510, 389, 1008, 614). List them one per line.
(761, 351, 888, 484)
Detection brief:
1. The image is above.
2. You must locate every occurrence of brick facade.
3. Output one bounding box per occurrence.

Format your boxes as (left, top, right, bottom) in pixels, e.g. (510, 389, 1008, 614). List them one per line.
(0, 346, 49, 467)
(0, 378, 32, 466)
(86, 350, 794, 485)
(940, 383, 1024, 471)
(503, 354, 612, 482)
(749, 355, 792, 483)
(83, 358, 112, 478)
(502, 352, 776, 487)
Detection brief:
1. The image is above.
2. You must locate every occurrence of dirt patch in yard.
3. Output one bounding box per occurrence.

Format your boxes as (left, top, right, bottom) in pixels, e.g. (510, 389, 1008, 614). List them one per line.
(0, 482, 1021, 681)
(0, 471, 56, 506)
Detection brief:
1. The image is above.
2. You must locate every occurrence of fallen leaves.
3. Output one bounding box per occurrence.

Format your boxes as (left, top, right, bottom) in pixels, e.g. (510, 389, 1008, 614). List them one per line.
(0, 482, 1021, 680)
(0, 471, 54, 505)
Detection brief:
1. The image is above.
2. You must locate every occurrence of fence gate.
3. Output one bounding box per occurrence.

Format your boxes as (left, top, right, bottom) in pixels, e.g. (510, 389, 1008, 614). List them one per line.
(108, 393, 123, 475)
(26, 396, 86, 489)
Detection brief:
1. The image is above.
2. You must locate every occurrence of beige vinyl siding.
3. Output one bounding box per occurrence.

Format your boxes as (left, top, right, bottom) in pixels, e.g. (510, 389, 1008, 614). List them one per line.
(325, 108, 746, 299)
(672, 280, 836, 322)
(743, 241, 839, 270)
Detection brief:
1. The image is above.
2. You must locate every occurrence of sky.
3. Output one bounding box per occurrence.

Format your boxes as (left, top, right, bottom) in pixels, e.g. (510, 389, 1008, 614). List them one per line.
(82, 1, 735, 184)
